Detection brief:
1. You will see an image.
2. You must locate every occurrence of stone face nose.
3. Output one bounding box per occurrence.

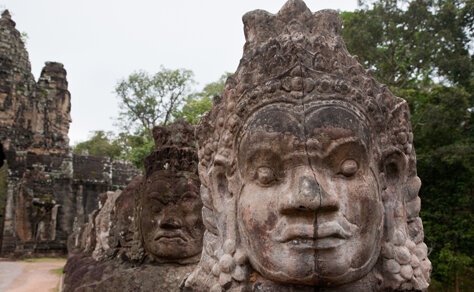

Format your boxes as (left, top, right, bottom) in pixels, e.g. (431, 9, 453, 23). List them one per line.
(279, 173, 340, 214)
(278, 174, 322, 213)
(298, 175, 321, 202)
(159, 211, 182, 229)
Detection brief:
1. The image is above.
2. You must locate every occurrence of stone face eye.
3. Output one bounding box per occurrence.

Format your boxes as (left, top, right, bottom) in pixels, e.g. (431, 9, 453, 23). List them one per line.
(256, 166, 276, 185)
(151, 205, 162, 213)
(340, 159, 358, 177)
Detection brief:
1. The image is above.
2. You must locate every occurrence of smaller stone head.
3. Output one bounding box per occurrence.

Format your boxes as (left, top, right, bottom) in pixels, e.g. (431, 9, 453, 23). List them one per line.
(135, 119, 204, 264)
(110, 175, 143, 253)
(140, 170, 202, 262)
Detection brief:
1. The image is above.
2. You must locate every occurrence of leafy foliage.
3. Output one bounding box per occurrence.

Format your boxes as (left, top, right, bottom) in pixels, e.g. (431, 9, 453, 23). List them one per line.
(115, 67, 195, 136)
(74, 73, 229, 170)
(72, 130, 153, 171)
(342, 1, 473, 290)
(73, 131, 121, 157)
(342, 0, 473, 89)
(174, 73, 230, 124)
(113, 130, 155, 171)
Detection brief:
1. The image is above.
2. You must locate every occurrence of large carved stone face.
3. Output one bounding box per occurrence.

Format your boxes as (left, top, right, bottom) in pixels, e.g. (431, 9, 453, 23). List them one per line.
(237, 103, 384, 285)
(140, 170, 204, 261)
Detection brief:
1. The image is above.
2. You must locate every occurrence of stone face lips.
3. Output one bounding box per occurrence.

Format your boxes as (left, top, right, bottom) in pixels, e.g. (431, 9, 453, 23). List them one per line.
(0, 10, 140, 258)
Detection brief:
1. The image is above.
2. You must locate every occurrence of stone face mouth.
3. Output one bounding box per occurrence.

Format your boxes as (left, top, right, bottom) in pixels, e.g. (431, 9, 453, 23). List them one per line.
(316, 222, 352, 239)
(274, 221, 352, 249)
(154, 232, 188, 243)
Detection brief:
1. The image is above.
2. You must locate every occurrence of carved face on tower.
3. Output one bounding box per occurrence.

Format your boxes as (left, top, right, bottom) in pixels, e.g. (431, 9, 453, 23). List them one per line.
(237, 104, 383, 284)
(140, 170, 204, 262)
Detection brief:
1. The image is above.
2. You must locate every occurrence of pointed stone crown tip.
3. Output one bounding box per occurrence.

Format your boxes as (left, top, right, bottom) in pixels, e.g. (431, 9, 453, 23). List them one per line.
(242, 0, 342, 44)
(1, 10, 11, 19)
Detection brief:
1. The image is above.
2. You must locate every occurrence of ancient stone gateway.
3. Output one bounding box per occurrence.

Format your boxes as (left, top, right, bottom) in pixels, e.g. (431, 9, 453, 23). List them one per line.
(0, 10, 139, 257)
(184, 0, 431, 291)
(63, 119, 204, 291)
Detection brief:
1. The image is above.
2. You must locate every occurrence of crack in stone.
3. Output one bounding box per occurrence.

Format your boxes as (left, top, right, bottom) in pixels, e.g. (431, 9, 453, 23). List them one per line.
(294, 54, 321, 284)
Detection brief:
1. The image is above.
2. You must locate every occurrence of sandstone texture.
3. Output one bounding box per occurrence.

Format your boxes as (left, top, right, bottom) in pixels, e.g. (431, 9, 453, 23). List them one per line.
(63, 119, 203, 292)
(0, 10, 140, 258)
(184, 0, 431, 291)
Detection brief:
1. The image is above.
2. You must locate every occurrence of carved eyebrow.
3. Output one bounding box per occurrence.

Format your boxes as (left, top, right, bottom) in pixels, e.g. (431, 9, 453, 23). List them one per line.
(245, 138, 365, 159)
(181, 192, 199, 200)
(146, 192, 167, 204)
(316, 137, 367, 158)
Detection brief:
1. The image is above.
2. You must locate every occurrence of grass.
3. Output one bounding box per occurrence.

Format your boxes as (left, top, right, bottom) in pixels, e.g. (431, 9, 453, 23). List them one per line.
(50, 267, 64, 275)
(51, 267, 64, 292)
(22, 257, 67, 263)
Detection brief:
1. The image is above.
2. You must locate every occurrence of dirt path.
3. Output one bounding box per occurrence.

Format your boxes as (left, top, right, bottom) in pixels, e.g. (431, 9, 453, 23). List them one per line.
(0, 261, 25, 291)
(0, 259, 65, 292)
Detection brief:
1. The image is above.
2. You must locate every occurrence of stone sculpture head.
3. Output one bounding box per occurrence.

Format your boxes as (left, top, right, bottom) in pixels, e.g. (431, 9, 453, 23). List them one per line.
(135, 119, 204, 264)
(185, 0, 431, 291)
(110, 175, 143, 254)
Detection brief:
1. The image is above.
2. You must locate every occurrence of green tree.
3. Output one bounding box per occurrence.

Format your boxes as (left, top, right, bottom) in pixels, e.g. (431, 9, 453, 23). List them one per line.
(342, 0, 473, 89)
(113, 130, 154, 171)
(341, 0, 435, 88)
(72, 131, 122, 158)
(432, 0, 473, 88)
(115, 67, 195, 136)
(175, 73, 230, 124)
(401, 86, 473, 291)
(72, 130, 154, 171)
(342, 1, 473, 289)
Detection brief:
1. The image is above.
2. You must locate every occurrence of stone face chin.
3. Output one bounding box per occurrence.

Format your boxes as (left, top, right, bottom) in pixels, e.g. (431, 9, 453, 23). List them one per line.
(185, 0, 431, 291)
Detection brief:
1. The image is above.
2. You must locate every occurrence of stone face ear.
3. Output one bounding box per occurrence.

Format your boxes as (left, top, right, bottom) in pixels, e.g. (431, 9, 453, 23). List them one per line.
(380, 149, 408, 188)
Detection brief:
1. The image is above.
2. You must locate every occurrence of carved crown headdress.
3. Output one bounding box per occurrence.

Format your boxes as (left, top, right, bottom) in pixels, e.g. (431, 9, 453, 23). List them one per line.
(189, 1, 431, 290)
(144, 118, 198, 176)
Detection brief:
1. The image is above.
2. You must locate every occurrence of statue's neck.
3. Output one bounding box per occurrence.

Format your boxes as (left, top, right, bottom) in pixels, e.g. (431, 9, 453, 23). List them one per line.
(149, 252, 201, 265)
(251, 271, 380, 292)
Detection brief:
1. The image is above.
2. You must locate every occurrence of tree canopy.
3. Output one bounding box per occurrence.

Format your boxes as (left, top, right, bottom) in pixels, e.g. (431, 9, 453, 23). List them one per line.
(174, 73, 230, 124)
(115, 67, 195, 136)
(342, 1, 473, 290)
(74, 73, 227, 170)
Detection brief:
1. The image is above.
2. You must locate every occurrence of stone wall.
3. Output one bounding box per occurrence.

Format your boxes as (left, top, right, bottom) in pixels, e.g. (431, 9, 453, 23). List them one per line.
(0, 10, 140, 257)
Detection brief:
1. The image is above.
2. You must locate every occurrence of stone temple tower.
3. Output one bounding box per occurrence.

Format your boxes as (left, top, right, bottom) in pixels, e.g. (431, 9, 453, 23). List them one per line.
(0, 10, 140, 257)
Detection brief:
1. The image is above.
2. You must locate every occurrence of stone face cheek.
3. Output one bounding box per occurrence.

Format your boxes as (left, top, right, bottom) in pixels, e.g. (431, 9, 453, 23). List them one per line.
(185, 0, 431, 291)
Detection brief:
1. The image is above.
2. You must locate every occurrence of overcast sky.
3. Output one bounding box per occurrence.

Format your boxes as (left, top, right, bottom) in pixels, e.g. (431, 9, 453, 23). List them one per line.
(2, 0, 358, 145)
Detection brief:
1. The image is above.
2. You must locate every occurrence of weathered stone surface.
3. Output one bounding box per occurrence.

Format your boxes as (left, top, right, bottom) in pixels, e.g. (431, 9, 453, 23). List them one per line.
(0, 10, 140, 258)
(63, 119, 203, 291)
(108, 175, 143, 255)
(185, 0, 431, 291)
(63, 255, 195, 292)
